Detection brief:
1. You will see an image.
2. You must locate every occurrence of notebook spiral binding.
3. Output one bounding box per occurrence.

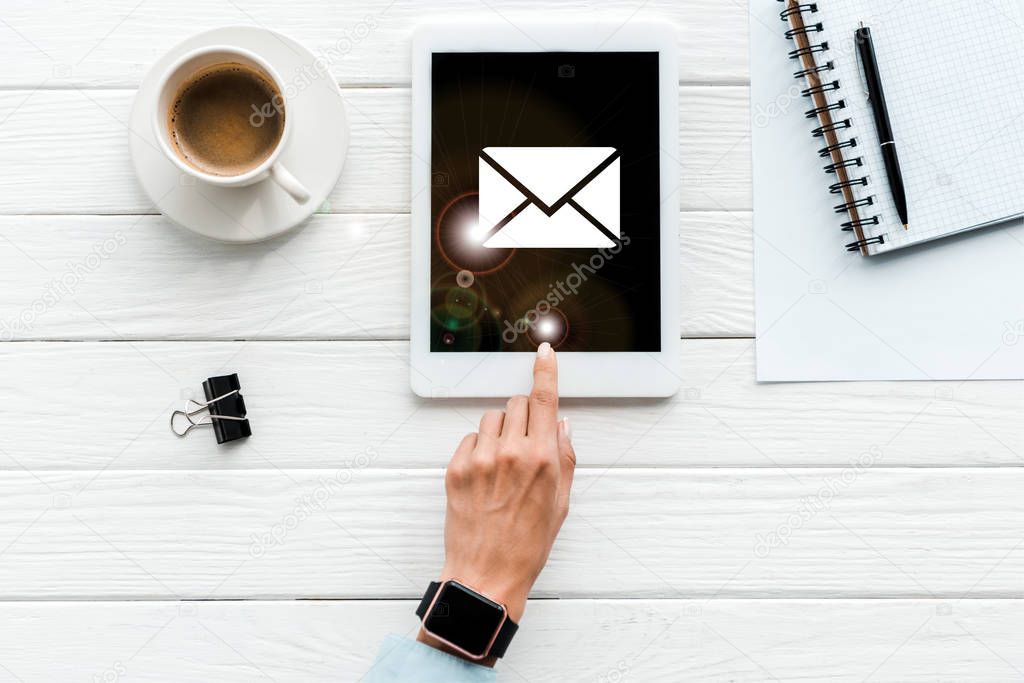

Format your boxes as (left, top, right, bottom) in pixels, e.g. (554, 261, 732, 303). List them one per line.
(777, 0, 885, 253)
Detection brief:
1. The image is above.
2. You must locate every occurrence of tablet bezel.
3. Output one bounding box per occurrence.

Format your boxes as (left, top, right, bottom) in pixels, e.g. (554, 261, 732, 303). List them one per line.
(410, 21, 679, 397)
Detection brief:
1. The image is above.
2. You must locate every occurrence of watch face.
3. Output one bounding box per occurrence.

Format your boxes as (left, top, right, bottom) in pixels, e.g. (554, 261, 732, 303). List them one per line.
(423, 581, 506, 657)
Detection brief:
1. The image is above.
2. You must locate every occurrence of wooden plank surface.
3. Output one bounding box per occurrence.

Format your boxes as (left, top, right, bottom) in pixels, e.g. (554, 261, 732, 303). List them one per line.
(0, 87, 752, 214)
(0, 0, 749, 88)
(3, 3, 1022, 678)
(0, 468, 1021, 599)
(0, 212, 753, 341)
(2, 340, 1023, 470)
(0, 88, 410, 214)
(0, 599, 1021, 682)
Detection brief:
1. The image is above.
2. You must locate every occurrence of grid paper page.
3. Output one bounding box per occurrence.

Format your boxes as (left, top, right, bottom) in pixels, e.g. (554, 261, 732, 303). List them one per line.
(811, 0, 1024, 254)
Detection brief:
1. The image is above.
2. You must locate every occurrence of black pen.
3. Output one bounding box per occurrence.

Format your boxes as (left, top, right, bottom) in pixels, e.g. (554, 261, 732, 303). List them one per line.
(855, 25, 909, 230)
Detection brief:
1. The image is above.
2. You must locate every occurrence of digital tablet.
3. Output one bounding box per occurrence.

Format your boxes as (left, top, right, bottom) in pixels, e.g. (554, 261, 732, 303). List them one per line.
(410, 21, 679, 397)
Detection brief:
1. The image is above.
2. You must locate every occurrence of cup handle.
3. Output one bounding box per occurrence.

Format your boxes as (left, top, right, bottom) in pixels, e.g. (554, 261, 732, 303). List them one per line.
(270, 162, 311, 204)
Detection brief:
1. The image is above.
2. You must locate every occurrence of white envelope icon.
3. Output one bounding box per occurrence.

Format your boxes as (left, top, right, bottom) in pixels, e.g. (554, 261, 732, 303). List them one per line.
(477, 147, 620, 248)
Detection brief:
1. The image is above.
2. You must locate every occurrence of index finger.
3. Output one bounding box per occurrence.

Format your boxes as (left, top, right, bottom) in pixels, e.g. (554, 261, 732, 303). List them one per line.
(528, 342, 559, 438)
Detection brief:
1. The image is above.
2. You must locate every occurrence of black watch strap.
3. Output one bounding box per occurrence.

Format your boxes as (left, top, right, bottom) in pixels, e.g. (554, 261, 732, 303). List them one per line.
(415, 581, 441, 619)
(416, 581, 519, 658)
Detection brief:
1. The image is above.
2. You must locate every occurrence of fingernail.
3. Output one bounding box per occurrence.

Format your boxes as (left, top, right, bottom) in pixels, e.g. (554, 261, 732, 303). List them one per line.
(537, 342, 552, 358)
(560, 417, 572, 441)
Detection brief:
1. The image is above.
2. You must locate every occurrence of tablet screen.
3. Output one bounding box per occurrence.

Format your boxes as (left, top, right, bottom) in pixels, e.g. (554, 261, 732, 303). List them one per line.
(430, 51, 661, 352)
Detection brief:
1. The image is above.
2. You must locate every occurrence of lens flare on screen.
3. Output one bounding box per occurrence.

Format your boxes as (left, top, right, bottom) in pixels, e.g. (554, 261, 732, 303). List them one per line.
(466, 219, 487, 244)
(526, 307, 570, 349)
(436, 192, 514, 274)
(430, 270, 504, 352)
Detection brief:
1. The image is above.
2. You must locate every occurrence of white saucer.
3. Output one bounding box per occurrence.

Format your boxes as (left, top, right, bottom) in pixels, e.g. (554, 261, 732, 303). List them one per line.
(129, 27, 349, 243)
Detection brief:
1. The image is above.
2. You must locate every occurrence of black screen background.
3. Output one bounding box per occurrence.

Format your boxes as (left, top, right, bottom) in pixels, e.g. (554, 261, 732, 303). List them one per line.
(430, 52, 662, 352)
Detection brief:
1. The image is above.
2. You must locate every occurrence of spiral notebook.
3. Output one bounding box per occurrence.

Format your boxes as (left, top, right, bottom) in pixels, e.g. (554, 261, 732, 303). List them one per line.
(779, 0, 1024, 255)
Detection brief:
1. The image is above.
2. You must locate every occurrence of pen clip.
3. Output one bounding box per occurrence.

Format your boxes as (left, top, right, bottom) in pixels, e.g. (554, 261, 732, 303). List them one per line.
(855, 22, 871, 101)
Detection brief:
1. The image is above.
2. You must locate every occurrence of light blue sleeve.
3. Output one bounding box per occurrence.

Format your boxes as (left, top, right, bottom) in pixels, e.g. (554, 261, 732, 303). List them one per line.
(363, 635, 498, 683)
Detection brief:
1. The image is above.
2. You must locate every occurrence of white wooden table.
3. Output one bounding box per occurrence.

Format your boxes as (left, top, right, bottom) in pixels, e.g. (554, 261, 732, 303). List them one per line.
(1, 2, 1022, 681)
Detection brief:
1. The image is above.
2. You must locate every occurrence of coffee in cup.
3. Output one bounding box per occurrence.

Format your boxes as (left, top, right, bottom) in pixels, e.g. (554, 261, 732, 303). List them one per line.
(168, 63, 284, 176)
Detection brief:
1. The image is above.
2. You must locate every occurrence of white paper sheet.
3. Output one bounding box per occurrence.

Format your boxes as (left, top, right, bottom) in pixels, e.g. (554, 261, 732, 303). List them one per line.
(751, 0, 1024, 381)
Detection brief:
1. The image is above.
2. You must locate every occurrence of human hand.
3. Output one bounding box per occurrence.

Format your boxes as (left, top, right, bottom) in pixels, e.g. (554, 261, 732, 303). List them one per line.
(420, 342, 576, 657)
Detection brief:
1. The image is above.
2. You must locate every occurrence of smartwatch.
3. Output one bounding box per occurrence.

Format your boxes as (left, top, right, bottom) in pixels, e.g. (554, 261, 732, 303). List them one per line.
(416, 580, 519, 660)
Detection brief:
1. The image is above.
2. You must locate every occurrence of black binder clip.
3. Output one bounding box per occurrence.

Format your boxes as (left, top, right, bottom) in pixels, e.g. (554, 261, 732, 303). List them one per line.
(170, 373, 252, 444)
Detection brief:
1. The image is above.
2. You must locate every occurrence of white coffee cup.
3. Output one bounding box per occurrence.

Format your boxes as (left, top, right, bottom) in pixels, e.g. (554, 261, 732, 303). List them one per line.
(152, 45, 310, 204)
